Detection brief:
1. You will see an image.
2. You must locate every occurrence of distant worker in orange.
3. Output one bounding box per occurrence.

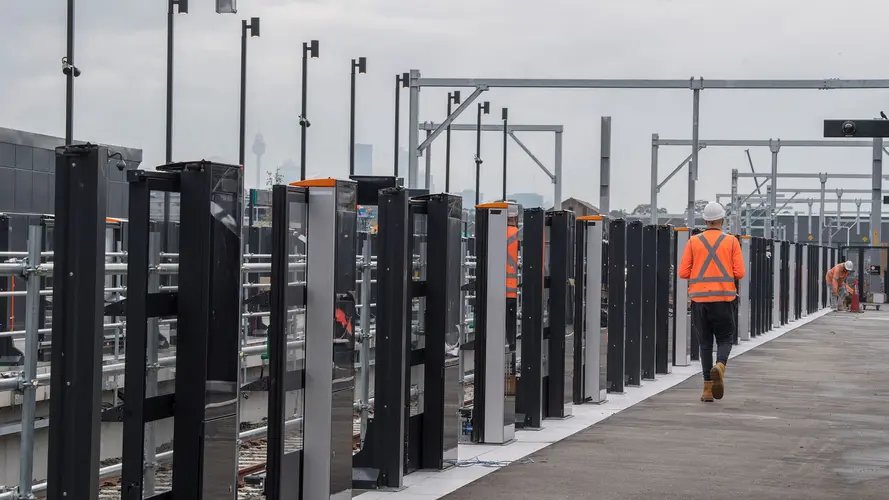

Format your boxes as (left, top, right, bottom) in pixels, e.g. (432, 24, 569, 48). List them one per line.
(826, 260, 854, 311)
(506, 205, 520, 348)
(678, 202, 746, 403)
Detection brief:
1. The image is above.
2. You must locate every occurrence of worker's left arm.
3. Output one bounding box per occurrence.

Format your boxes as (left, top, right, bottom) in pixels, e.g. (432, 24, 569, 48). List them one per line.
(731, 238, 746, 280)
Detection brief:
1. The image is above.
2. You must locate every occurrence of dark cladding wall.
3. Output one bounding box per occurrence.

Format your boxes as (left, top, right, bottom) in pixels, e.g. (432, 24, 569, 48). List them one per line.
(0, 127, 142, 250)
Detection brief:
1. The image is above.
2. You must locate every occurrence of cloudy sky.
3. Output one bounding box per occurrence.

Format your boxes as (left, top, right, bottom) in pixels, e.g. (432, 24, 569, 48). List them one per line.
(3, 0, 889, 213)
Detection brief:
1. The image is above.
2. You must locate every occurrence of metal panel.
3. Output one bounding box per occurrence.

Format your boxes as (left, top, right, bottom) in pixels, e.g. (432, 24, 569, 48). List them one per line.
(32, 171, 51, 214)
(579, 219, 607, 403)
(266, 185, 308, 500)
(15, 145, 33, 170)
(473, 206, 514, 444)
(673, 230, 690, 366)
(14, 169, 32, 211)
(641, 225, 657, 380)
(607, 219, 626, 392)
(738, 238, 751, 340)
(518, 209, 544, 426)
(546, 211, 574, 417)
(773, 241, 781, 327)
(303, 181, 357, 500)
(46, 144, 107, 500)
(655, 226, 674, 373)
(624, 221, 642, 386)
(0, 168, 15, 211)
(0, 143, 14, 167)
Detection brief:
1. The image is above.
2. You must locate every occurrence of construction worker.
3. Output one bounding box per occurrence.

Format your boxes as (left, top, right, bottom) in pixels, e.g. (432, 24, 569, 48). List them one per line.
(678, 201, 746, 403)
(506, 205, 520, 349)
(826, 260, 854, 311)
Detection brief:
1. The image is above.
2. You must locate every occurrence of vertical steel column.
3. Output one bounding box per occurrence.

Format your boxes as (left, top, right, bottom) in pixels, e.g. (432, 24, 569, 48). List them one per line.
(738, 237, 751, 340)
(297, 179, 357, 500)
(650, 134, 659, 225)
(745, 203, 752, 236)
(545, 211, 574, 417)
(655, 226, 674, 373)
(599, 117, 611, 215)
(369, 187, 408, 487)
(730, 169, 739, 234)
(767, 140, 780, 238)
(407, 70, 421, 188)
(765, 184, 773, 239)
(873, 138, 883, 245)
(554, 130, 563, 206)
(773, 239, 781, 327)
(576, 216, 607, 403)
(624, 221, 643, 387)
(688, 86, 701, 229)
(818, 174, 827, 245)
(673, 229, 690, 366)
(640, 225, 657, 380)
(266, 184, 309, 499)
(422, 193, 462, 468)
(472, 204, 515, 444)
(47, 144, 107, 500)
(519, 208, 545, 426)
(144, 232, 161, 496)
(424, 130, 432, 190)
(18, 226, 42, 498)
(607, 219, 626, 392)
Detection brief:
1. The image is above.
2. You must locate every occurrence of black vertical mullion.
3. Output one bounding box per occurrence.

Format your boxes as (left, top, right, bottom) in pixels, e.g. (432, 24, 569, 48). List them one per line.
(641, 226, 657, 379)
(547, 211, 570, 417)
(471, 208, 489, 443)
(423, 194, 459, 468)
(120, 174, 152, 500)
(373, 187, 409, 484)
(171, 169, 213, 499)
(518, 209, 544, 426)
(46, 145, 107, 500)
(656, 226, 673, 374)
(572, 219, 586, 404)
(607, 219, 625, 393)
(624, 221, 642, 387)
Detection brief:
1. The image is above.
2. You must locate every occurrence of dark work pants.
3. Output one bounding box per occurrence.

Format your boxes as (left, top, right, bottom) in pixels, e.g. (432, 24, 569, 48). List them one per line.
(691, 299, 737, 381)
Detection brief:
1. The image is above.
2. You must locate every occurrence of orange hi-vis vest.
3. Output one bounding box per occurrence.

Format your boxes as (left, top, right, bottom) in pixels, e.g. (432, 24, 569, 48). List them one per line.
(506, 225, 520, 298)
(679, 229, 745, 303)
(825, 263, 849, 293)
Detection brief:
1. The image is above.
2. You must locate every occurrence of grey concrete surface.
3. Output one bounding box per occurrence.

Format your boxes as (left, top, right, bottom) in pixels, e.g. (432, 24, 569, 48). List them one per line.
(443, 311, 889, 500)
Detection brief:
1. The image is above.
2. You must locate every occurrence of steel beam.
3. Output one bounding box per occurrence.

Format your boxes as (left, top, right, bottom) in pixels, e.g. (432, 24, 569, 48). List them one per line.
(656, 138, 881, 147)
(417, 87, 487, 153)
(738, 172, 889, 179)
(419, 122, 563, 133)
(414, 78, 889, 90)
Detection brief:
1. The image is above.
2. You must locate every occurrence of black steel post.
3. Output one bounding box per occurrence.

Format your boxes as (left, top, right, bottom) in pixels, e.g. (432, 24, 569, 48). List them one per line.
(350, 60, 357, 176)
(518, 208, 544, 426)
(394, 75, 402, 177)
(624, 221, 642, 386)
(607, 219, 626, 393)
(475, 104, 482, 205)
(445, 95, 453, 192)
(300, 43, 309, 180)
(65, 0, 75, 145)
(163, 0, 175, 252)
(238, 21, 247, 166)
(641, 225, 657, 380)
(46, 145, 107, 500)
(502, 108, 508, 201)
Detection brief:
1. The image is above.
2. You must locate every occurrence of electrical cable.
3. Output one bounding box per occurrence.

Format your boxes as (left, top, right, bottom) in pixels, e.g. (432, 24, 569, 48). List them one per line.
(443, 456, 546, 468)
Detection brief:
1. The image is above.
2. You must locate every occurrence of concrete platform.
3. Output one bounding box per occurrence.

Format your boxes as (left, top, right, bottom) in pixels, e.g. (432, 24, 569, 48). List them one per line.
(437, 310, 889, 500)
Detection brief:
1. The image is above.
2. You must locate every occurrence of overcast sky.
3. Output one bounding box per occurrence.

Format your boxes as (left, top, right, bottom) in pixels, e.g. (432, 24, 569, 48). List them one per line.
(3, 0, 889, 213)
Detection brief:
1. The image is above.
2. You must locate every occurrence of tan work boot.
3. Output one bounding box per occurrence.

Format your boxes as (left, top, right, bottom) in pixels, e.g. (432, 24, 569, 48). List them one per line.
(701, 381, 714, 402)
(710, 362, 726, 400)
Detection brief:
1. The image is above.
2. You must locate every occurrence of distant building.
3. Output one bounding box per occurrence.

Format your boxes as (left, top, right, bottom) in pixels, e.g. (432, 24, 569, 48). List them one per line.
(559, 197, 599, 217)
(354, 143, 373, 176)
(460, 189, 483, 209)
(509, 192, 544, 209)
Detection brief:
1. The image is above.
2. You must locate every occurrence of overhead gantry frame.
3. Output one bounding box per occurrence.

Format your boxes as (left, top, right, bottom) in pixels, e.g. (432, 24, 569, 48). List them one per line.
(417, 122, 563, 204)
(406, 70, 889, 229)
(651, 136, 888, 243)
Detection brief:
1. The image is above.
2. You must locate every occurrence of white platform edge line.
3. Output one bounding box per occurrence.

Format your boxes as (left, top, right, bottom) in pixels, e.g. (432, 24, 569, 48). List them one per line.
(356, 307, 832, 499)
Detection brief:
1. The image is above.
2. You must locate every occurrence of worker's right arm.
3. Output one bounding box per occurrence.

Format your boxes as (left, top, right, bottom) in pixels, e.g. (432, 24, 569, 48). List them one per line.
(678, 239, 693, 280)
(731, 238, 746, 280)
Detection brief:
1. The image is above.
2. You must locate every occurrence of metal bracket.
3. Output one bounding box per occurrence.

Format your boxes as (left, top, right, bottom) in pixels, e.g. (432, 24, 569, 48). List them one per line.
(689, 77, 704, 90)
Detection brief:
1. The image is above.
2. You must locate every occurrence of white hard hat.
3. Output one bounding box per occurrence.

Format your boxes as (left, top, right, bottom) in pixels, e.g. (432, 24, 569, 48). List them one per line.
(845, 260, 853, 271)
(507, 204, 519, 217)
(702, 201, 727, 222)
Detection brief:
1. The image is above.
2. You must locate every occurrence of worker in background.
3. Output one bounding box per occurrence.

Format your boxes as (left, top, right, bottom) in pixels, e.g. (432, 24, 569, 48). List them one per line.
(505, 205, 520, 350)
(826, 260, 854, 311)
(678, 201, 746, 403)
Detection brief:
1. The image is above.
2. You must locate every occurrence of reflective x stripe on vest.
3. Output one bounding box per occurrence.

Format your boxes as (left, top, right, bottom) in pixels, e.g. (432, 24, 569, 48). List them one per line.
(688, 233, 735, 299)
(506, 226, 521, 297)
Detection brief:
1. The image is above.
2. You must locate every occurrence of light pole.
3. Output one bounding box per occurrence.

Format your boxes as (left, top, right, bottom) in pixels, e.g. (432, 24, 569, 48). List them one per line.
(393, 73, 409, 177)
(444, 91, 461, 192)
(349, 57, 367, 176)
(63, 0, 81, 145)
(475, 101, 490, 205)
(299, 40, 319, 181)
(239, 18, 260, 171)
(501, 107, 508, 201)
